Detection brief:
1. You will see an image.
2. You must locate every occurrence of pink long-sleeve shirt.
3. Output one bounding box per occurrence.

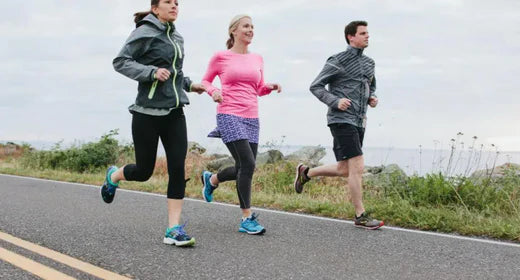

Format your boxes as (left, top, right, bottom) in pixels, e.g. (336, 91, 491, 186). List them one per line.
(202, 50, 272, 118)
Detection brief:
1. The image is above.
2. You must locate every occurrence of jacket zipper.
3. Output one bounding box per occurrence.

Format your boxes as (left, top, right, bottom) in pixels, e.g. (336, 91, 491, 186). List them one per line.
(147, 23, 182, 105)
(166, 22, 180, 107)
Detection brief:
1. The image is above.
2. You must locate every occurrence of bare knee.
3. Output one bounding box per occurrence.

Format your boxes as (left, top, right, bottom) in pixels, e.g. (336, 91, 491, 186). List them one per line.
(347, 156, 364, 177)
(337, 162, 349, 177)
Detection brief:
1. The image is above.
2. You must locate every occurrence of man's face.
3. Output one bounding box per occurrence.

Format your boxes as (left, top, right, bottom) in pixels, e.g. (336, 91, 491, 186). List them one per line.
(348, 26, 369, 49)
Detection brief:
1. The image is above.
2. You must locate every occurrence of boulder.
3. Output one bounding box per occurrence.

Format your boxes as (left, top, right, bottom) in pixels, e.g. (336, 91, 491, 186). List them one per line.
(364, 164, 408, 187)
(471, 163, 520, 179)
(206, 156, 234, 172)
(188, 142, 206, 154)
(285, 146, 326, 167)
(256, 149, 284, 166)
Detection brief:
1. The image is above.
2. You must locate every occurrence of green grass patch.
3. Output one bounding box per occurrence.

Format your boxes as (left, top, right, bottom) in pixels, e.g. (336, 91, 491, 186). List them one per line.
(1, 134, 519, 242)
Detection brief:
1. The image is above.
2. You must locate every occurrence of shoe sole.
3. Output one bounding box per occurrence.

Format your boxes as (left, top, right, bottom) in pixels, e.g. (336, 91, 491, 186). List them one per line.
(238, 228, 266, 235)
(354, 221, 384, 230)
(201, 173, 212, 203)
(163, 237, 196, 247)
(293, 163, 303, 194)
(100, 185, 113, 204)
(101, 166, 118, 204)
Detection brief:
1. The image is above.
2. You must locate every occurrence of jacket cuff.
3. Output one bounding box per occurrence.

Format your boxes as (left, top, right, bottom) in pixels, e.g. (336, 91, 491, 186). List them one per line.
(150, 68, 158, 81)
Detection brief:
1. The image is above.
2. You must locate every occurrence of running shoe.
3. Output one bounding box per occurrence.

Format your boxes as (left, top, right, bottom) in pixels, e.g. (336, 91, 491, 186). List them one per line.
(101, 165, 119, 204)
(239, 213, 266, 235)
(354, 212, 384, 230)
(163, 223, 195, 247)
(294, 163, 310, 194)
(201, 170, 215, 202)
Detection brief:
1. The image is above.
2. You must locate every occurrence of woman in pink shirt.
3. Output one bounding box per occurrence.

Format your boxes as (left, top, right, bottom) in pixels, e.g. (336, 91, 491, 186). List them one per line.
(200, 14, 281, 235)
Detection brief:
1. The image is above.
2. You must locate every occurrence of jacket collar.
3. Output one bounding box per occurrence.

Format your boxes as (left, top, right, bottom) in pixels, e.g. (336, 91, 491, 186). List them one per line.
(346, 45, 364, 57)
(137, 14, 175, 32)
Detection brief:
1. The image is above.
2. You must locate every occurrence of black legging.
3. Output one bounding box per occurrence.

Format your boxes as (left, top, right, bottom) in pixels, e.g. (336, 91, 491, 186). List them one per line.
(217, 140, 258, 209)
(123, 109, 187, 199)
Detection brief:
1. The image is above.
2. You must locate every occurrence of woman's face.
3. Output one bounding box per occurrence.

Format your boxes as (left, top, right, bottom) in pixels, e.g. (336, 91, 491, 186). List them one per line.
(232, 17, 254, 45)
(153, 0, 179, 23)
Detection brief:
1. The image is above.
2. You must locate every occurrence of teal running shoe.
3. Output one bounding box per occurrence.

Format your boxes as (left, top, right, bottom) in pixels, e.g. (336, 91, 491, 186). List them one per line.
(101, 166, 119, 204)
(163, 223, 195, 247)
(201, 170, 215, 202)
(239, 213, 266, 235)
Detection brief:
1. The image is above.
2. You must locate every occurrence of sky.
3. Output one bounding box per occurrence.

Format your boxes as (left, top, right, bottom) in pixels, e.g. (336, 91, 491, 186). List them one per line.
(1, 0, 520, 153)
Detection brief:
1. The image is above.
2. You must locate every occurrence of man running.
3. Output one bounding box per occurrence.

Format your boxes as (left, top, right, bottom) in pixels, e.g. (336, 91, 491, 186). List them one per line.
(294, 20, 384, 230)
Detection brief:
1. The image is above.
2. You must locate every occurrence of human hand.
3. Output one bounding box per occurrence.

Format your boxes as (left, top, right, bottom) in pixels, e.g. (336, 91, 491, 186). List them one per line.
(337, 98, 351, 111)
(155, 68, 171, 82)
(369, 97, 378, 108)
(212, 91, 223, 103)
(191, 83, 206, 94)
(268, 83, 282, 93)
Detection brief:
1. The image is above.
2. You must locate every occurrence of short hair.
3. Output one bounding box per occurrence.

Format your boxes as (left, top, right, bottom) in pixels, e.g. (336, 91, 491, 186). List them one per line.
(344, 21, 367, 44)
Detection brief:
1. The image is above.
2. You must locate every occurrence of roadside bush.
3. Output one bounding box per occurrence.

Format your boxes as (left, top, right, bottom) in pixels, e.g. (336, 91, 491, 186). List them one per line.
(21, 130, 124, 173)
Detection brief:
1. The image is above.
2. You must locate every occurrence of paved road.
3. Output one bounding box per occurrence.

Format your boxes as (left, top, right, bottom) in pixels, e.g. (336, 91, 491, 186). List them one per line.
(1, 174, 519, 279)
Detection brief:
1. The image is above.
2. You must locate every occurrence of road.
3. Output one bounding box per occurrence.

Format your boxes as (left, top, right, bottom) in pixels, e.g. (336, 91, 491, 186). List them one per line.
(1, 174, 519, 279)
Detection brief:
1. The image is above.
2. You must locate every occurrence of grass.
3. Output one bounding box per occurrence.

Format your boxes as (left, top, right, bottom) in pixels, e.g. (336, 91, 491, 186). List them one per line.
(1, 135, 519, 242)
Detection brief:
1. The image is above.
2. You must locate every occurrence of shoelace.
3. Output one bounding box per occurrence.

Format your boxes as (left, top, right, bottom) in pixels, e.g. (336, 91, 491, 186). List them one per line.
(172, 222, 188, 236)
(247, 213, 260, 226)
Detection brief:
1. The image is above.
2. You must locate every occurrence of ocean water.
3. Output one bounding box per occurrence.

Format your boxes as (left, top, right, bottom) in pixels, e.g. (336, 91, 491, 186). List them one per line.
(256, 145, 520, 176)
(7, 140, 519, 176)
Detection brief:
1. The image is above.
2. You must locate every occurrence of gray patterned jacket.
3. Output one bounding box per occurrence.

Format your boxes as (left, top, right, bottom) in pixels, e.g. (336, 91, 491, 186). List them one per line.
(310, 46, 376, 128)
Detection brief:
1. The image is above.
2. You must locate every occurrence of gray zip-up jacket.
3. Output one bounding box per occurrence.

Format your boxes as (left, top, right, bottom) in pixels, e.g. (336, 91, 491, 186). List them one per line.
(310, 46, 376, 128)
(113, 14, 192, 109)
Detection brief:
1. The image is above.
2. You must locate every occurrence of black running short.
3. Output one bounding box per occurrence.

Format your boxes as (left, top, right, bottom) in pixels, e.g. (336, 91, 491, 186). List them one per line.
(328, 123, 365, 162)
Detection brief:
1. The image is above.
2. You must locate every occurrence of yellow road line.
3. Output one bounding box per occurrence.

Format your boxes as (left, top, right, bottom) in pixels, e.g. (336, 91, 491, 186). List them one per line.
(0, 247, 76, 280)
(0, 231, 132, 280)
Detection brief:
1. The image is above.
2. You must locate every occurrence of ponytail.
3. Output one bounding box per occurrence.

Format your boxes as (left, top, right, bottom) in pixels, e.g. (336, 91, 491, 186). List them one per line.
(133, 0, 160, 24)
(226, 35, 234, 49)
(134, 11, 152, 24)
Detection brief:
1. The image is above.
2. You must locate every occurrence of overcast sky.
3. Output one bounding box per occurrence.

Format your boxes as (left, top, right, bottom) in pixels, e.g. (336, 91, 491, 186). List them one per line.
(1, 0, 519, 153)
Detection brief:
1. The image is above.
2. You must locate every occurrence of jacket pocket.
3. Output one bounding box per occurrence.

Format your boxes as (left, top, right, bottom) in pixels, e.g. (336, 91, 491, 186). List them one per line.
(148, 80, 159, 99)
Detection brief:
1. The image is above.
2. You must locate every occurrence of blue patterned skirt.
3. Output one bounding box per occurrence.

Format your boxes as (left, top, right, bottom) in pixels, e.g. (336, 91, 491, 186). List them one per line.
(208, 114, 260, 144)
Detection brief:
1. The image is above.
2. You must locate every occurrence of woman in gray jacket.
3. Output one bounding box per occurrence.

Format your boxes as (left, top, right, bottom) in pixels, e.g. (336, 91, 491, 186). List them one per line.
(101, 0, 205, 247)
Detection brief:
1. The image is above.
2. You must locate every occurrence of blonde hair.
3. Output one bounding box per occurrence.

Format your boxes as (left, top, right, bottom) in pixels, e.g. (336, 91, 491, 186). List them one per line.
(226, 14, 251, 49)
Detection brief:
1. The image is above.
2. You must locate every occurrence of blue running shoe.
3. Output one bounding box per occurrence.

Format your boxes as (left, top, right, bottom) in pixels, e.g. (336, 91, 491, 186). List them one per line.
(201, 170, 215, 202)
(239, 213, 266, 235)
(163, 223, 195, 247)
(101, 166, 119, 204)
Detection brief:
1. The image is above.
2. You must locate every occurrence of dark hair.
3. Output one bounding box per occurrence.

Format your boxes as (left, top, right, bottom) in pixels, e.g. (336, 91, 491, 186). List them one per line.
(344, 21, 367, 44)
(134, 0, 160, 24)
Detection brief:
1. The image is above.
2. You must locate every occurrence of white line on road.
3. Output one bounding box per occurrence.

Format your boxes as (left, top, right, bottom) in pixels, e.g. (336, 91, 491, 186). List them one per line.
(2, 173, 520, 249)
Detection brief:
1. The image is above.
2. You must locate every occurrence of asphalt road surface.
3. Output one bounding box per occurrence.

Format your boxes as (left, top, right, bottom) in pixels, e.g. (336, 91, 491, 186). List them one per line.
(1, 174, 519, 280)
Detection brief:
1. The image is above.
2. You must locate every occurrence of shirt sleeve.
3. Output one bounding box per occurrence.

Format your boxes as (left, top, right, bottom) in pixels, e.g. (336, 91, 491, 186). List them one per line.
(369, 74, 377, 98)
(201, 53, 222, 96)
(257, 56, 272, 96)
(112, 29, 158, 82)
(183, 75, 193, 92)
(309, 56, 342, 108)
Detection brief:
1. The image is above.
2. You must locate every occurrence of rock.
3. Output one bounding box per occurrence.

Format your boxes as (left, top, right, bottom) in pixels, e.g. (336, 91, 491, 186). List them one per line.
(364, 164, 408, 187)
(256, 149, 284, 166)
(366, 165, 384, 174)
(285, 146, 326, 167)
(206, 156, 235, 172)
(471, 163, 520, 179)
(188, 142, 206, 154)
(210, 153, 230, 159)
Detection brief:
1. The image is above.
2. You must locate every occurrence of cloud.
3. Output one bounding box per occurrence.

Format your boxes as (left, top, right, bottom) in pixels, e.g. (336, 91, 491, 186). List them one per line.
(2, 0, 520, 152)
